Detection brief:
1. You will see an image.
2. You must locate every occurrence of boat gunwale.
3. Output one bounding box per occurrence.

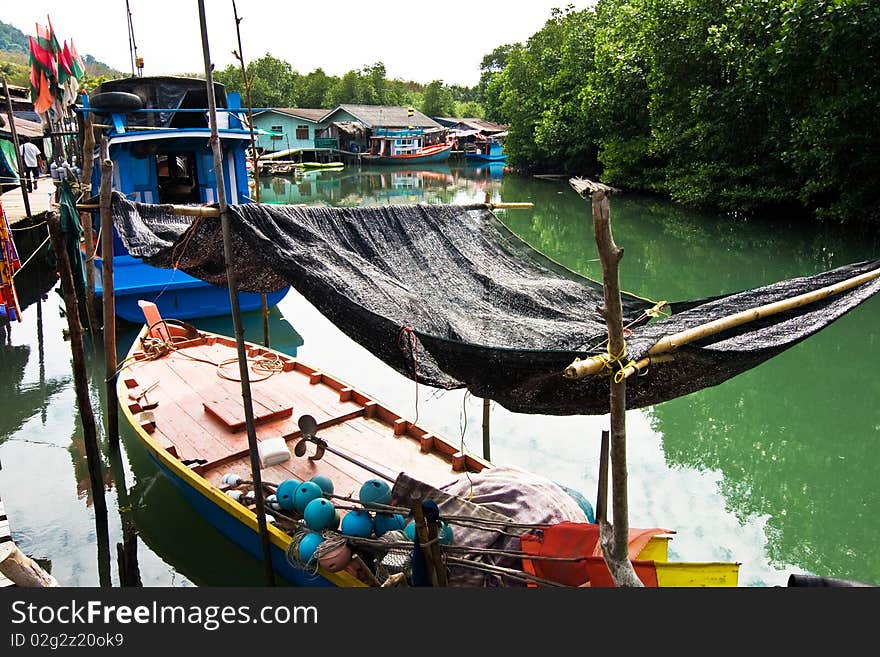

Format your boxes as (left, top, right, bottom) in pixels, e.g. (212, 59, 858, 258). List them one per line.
(119, 323, 490, 586)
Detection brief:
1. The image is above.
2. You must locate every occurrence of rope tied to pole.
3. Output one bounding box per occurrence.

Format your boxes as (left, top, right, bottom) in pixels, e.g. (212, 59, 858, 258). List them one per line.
(595, 340, 636, 384)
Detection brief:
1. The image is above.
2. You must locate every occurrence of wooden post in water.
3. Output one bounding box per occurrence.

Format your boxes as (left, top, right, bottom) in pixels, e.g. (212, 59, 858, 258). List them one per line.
(79, 111, 98, 332)
(0, 543, 59, 587)
(199, 0, 275, 586)
(481, 191, 492, 460)
(99, 138, 119, 447)
(2, 78, 32, 219)
(231, 0, 270, 348)
(569, 177, 641, 587)
(46, 210, 112, 587)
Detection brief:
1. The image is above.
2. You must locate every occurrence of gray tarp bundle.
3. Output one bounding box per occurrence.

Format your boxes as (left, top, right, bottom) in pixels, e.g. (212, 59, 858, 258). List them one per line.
(109, 193, 880, 415)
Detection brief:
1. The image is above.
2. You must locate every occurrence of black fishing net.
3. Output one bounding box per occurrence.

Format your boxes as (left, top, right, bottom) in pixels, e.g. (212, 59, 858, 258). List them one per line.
(109, 193, 880, 415)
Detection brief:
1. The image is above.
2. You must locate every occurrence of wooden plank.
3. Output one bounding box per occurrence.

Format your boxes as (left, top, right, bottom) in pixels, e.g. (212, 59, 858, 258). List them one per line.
(0, 185, 54, 224)
(0, 494, 14, 587)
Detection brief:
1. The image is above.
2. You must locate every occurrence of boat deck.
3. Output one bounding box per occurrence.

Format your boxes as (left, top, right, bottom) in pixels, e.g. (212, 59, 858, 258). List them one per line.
(120, 332, 485, 500)
(0, 492, 13, 587)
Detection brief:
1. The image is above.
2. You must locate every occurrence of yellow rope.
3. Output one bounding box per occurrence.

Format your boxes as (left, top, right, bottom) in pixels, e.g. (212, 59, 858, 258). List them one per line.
(597, 340, 636, 384)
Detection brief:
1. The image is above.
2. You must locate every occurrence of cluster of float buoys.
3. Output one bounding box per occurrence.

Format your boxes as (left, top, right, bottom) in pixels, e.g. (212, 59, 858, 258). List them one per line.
(223, 472, 454, 578)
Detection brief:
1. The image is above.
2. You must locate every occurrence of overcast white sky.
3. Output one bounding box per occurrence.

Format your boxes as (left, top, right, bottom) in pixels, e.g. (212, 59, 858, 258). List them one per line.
(5, 1, 594, 87)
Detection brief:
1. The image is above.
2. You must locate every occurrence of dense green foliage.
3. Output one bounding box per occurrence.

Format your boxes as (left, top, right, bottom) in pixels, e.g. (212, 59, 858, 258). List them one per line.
(213, 54, 483, 118)
(482, 1, 880, 224)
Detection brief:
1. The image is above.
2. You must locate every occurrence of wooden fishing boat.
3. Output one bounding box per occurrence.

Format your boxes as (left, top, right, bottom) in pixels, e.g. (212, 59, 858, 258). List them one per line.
(465, 140, 506, 163)
(82, 76, 289, 322)
(361, 129, 453, 165)
(119, 301, 740, 587)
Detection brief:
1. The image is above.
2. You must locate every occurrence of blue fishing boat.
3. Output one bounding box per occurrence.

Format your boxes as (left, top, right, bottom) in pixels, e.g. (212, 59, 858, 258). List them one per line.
(83, 76, 288, 322)
(466, 139, 506, 163)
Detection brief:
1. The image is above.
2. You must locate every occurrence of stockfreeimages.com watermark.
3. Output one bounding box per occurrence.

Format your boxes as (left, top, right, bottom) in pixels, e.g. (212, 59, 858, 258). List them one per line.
(10, 599, 318, 632)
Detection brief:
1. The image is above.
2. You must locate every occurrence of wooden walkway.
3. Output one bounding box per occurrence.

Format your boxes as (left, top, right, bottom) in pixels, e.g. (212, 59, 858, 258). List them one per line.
(0, 492, 13, 587)
(1, 181, 56, 224)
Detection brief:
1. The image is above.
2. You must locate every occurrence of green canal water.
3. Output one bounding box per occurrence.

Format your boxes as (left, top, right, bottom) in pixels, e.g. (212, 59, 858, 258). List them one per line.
(1, 162, 878, 587)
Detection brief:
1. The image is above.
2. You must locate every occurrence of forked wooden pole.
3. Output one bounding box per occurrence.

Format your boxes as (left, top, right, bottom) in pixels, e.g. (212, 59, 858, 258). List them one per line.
(199, 0, 275, 586)
(571, 177, 641, 587)
(79, 111, 98, 332)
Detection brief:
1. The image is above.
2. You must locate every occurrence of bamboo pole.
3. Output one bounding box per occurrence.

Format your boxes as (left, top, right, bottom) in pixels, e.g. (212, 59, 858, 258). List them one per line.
(573, 178, 642, 587)
(564, 265, 880, 380)
(75, 201, 534, 214)
(231, 0, 271, 348)
(99, 137, 119, 448)
(46, 210, 112, 587)
(2, 78, 32, 218)
(199, 0, 275, 586)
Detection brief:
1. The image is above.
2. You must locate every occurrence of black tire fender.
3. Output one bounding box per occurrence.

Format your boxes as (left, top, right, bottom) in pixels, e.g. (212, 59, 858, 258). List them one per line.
(88, 91, 145, 112)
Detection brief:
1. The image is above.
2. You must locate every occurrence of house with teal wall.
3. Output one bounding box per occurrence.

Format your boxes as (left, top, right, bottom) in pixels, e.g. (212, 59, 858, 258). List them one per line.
(250, 108, 328, 155)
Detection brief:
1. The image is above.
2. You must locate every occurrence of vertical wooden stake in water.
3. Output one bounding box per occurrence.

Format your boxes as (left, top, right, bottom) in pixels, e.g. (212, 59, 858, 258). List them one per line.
(482, 191, 492, 460)
(46, 211, 112, 587)
(595, 429, 610, 523)
(571, 178, 641, 587)
(231, 0, 271, 348)
(199, 0, 275, 586)
(482, 399, 491, 461)
(80, 111, 97, 330)
(2, 78, 32, 219)
(99, 137, 119, 447)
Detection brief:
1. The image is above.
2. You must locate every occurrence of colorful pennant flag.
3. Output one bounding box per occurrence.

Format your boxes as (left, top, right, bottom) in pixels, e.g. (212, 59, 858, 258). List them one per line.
(28, 16, 86, 117)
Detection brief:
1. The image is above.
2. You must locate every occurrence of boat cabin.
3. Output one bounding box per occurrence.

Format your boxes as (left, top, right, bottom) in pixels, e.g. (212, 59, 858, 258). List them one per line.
(84, 76, 252, 257)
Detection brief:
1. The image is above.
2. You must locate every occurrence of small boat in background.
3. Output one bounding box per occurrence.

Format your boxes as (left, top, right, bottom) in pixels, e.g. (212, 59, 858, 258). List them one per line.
(466, 139, 506, 163)
(361, 128, 453, 165)
(301, 161, 344, 170)
(119, 301, 740, 587)
(83, 76, 289, 322)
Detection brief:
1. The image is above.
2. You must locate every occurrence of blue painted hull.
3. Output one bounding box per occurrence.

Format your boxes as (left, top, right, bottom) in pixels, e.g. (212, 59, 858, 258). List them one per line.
(146, 448, 334, 587)
(95, 255, 287, 323)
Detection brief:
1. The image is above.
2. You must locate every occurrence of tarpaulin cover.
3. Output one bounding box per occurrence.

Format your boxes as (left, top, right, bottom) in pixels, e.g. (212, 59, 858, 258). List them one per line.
(109, 193, 880, 415)
(89, 77, 228, 130)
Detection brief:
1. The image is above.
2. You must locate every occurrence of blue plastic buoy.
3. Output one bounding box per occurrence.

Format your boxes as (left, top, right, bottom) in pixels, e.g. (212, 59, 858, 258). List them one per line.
(359, 479, 391, 508)
(438, 521, 454, 545)
(309, 475, 334, 495)
(374, 513, 406, 537)
(303, 498, 337, 531)
(293, 481, 324, 513)
(275, 478, 301, 511)
(298, 532, 324, 564)
(341, 509, 374, 537)
(403, 520, 416, 541)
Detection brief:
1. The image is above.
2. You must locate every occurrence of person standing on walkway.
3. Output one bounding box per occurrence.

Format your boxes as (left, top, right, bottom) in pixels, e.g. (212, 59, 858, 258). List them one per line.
(19, 137, 42, 192)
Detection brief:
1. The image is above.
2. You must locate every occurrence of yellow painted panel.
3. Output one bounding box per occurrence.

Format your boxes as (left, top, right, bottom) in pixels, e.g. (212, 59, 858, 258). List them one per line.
(655, 562, 740, 587)
(636, 536, 670, 562)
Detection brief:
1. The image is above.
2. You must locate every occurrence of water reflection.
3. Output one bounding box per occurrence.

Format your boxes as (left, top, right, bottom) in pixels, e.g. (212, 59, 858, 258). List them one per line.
(257, 163, 508, 207)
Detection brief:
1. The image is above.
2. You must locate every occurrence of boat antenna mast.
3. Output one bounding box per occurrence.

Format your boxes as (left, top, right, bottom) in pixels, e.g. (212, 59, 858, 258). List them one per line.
(125, 0, 144, 77)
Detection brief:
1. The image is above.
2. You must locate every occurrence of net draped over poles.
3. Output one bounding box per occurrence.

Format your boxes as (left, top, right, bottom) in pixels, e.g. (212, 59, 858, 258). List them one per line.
(108, 193, 880, 415)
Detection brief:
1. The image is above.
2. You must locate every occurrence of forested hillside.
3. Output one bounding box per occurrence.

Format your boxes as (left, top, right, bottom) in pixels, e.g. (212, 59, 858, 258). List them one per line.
(480, 1, 880, 224)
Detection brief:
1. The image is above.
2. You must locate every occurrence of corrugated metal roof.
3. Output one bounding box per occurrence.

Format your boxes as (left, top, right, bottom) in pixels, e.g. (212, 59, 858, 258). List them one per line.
(456, 118, 507, 134)
(323, 104, 442, 129)
(0, 115, 43, 139)
(255, 108, 329, 122)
